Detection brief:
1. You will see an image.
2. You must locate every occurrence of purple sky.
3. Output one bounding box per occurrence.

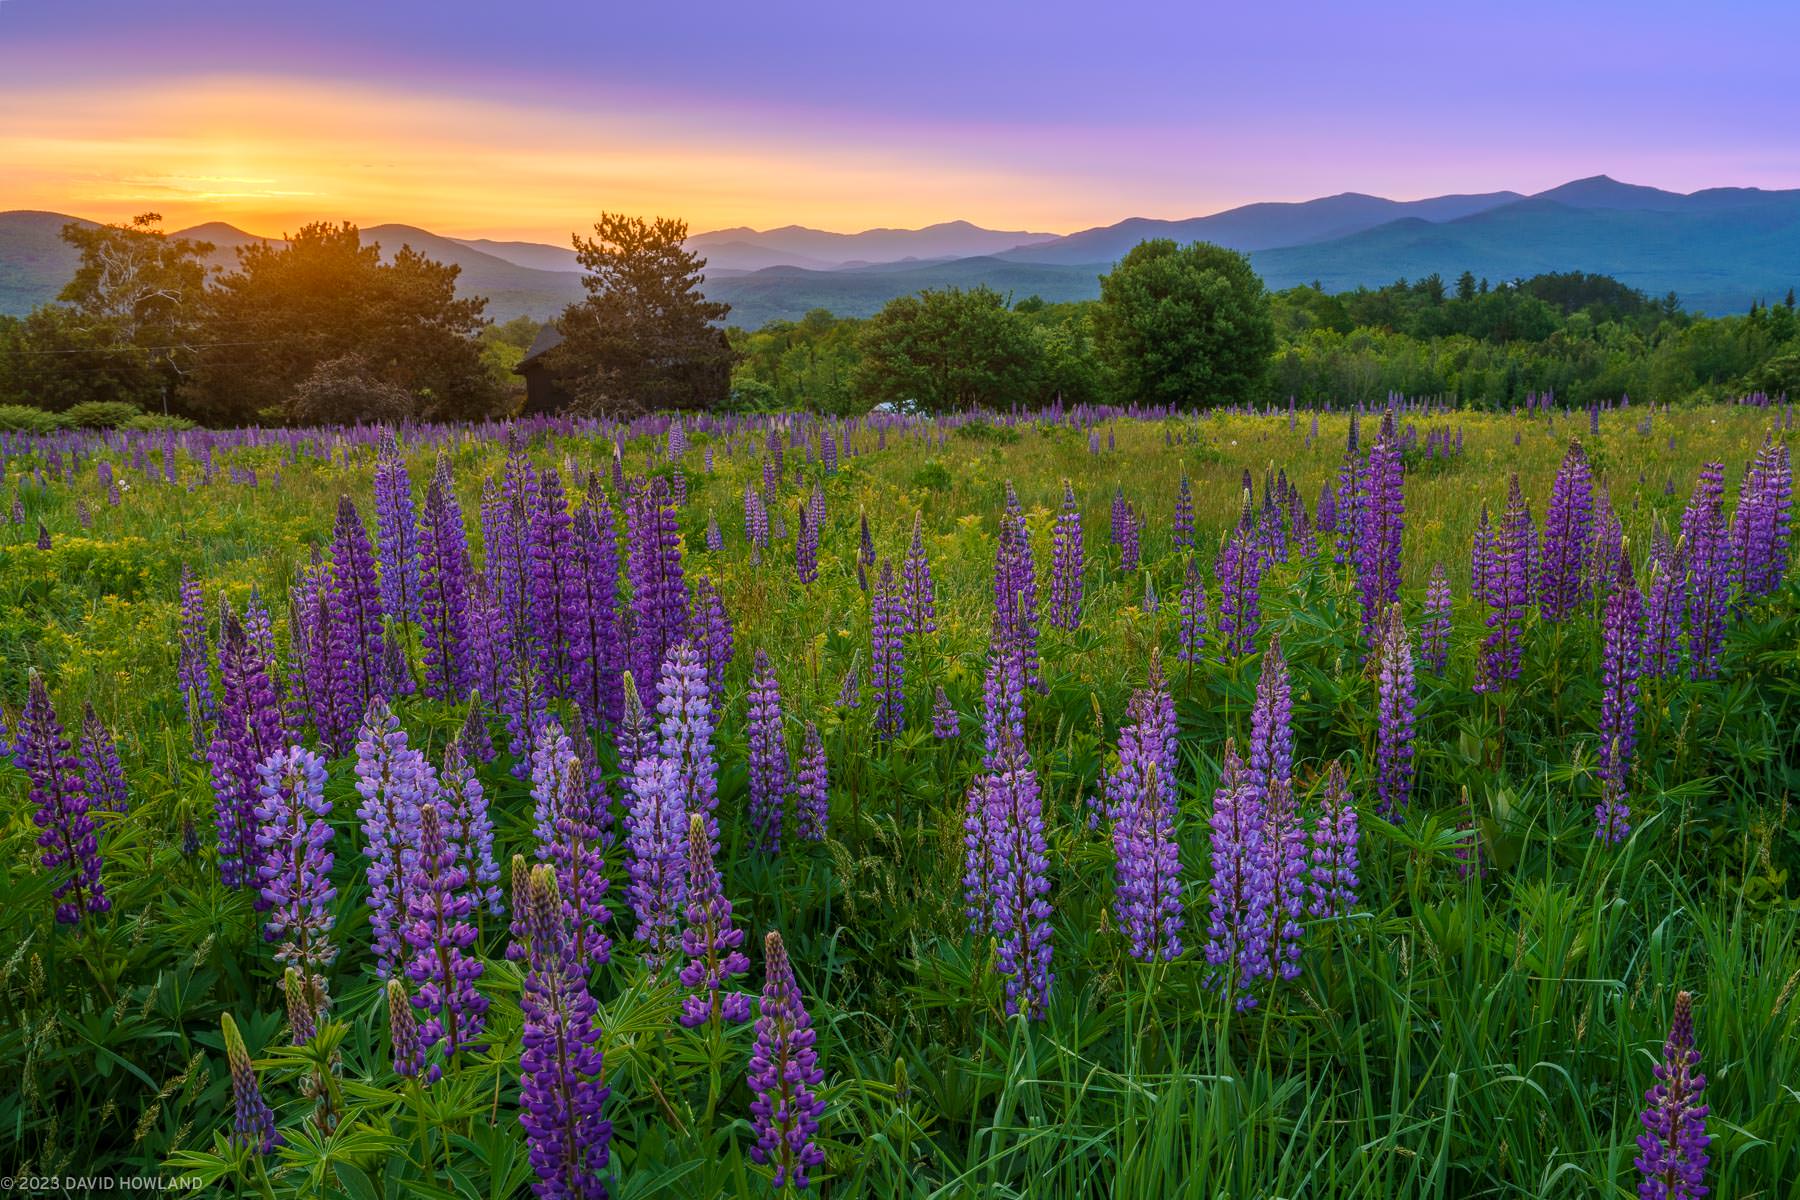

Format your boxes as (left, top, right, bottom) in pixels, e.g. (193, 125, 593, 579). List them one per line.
(3, 0, 1795, 238)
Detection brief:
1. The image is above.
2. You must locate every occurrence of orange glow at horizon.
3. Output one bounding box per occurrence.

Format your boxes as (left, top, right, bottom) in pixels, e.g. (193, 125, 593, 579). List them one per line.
(0, 74, 1133, 241)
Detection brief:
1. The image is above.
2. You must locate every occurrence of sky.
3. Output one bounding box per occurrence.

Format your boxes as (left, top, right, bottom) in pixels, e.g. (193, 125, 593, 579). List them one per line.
(2, 0, 1797, 242)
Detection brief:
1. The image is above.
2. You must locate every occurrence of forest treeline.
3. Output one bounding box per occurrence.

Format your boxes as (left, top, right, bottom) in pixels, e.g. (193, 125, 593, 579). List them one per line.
(0, 212, 1794, 428)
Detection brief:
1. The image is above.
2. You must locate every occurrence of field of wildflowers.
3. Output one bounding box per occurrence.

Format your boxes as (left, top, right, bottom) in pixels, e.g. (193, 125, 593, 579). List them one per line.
(1, 396, 1796, 1198)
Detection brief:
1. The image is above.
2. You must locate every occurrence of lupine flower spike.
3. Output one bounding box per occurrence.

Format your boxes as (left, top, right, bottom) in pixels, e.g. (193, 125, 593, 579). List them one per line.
(748, 931, 827, 1190)
(1634, 990, 1710, 1200)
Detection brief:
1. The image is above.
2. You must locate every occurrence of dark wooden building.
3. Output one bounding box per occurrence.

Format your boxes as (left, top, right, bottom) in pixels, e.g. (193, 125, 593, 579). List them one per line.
(515, 324, 572, 414)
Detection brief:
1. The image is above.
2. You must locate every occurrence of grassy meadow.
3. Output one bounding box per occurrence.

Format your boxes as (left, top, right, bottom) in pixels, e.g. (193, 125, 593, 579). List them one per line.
(1, 401, 1796, 1198)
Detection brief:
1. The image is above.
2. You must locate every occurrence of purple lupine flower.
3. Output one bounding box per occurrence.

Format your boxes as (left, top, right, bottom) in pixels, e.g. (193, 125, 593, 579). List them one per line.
(678, 813, 753, 1026)
(322, 496, 387, 749)
(529, 469, 581, 699)
(1101, 670, 1183, 963)
(1589, 485, 1625, 604)
(1374, 604, 1416, 820)
(464, 576, 504, 702)
(692, 575, 735, 710)
(374, 431, 421, 623)
(1476, 475, 1535, 693)
(624, 751, 688, 968)
(354, 699, 429, 978)
(616, 671, 653, 782)
(18, 672, 108, 925)
(1596, 549, 1643, 844)
(177, 564, 215, 726)
(78, 703, 129, 814)
(793, 722, 829, 842)
(404, 803, 488, 1077)
(388, 977, 425, 1079)
(1730, 437, 1790, 597)
(381, 624, 414, 698)
(993, 483, 1043, 690)
(1177, 555, 1207, 663)
(1049, 481, 1084, 631)
(931, 686, 960, 739)
(1119, 502, 1141, 572)
(441, 736, 501, 916)
(529, 720, 611, 966)
(210, 608, 288, 892)
(794, 504, 819, 585)
(834, 663, 861, 710)
(516, 866, 612, 1200)
(1315, 479, 1337, 537)
(627, 476, 690, 692)
(980, 643, 1053, 1019)
(1634, 989, 1710, 1200)
(1538, 439, 1595, 621)
(1419, 563, 1452, 675)
(1246, 637, 1304, 990)
(748, 930, 827, 1190)
(222, 1013, 281, 1154)
(1470, 503, 1495, 608)
(1643, 520, 1685, 679)
(486, 445, 541, 665)
(1173, 475, 1195, 549)
(746, 650, 789, 853)
(963, 631, 1027, 934)
(254, 745, 336, 1035)
(654, 641, 719, 849)
(1203, 740, 1262, 1008)
(1355, 415, 1406, 638)
(460, 689, 497, 765)
(744, 484, 770, 557)
(1306, 760, 1358, 918)
(1215, 494, 1265, 659)
(282, 966, 317, 1046)
(858, 509, 876, 580)
(501, 654, 551, 772)
(902, 511, 938, 634)
(705, 511, 724, 553)
(1109, 486, 1129, 550)
(569, 491, 623, 731)
(1334, 412, 1363, 565)
(870, 559, 907, 740)
(1680, 462, 1730, 679)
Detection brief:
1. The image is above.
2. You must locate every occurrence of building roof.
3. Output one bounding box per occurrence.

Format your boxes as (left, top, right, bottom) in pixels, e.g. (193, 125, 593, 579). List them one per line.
(515, 324, 565, 372)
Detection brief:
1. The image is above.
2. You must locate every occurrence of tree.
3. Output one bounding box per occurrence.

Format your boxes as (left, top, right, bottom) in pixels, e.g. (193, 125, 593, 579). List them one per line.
(1094, 239, 1274, 409)
(0, 305, 164, 412)
(0, 215, 212, 412)
(547, 214, 734, 415)
(851, 286, 1042, 412)
(58, 214, 213, 347)
(1456, 271, 1478, 302)
(181, 222, 496, 423)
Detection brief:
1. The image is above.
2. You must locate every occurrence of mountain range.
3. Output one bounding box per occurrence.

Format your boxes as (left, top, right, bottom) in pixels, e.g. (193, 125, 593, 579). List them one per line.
(3, 176, 1797, 327)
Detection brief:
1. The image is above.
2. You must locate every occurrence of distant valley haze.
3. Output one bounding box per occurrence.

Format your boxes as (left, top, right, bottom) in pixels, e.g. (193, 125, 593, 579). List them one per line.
(4, 175, 1799, 325)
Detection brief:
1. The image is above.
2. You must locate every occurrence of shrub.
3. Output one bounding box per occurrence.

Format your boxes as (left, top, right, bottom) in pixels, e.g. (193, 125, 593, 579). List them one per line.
(0, 404, 69, 433)
(123, 414, 198, 432)
(64, 401, 143, 429)
(286, 355, 416, 425)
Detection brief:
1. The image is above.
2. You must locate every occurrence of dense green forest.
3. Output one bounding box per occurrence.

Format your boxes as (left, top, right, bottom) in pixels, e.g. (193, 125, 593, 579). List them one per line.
(730, 270, 1800, 414)
(1, 213, 1794, 427)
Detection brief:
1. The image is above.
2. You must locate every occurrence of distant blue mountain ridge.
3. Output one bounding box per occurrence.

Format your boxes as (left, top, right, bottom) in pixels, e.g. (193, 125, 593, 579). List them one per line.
(2, 176, 1795, 326)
